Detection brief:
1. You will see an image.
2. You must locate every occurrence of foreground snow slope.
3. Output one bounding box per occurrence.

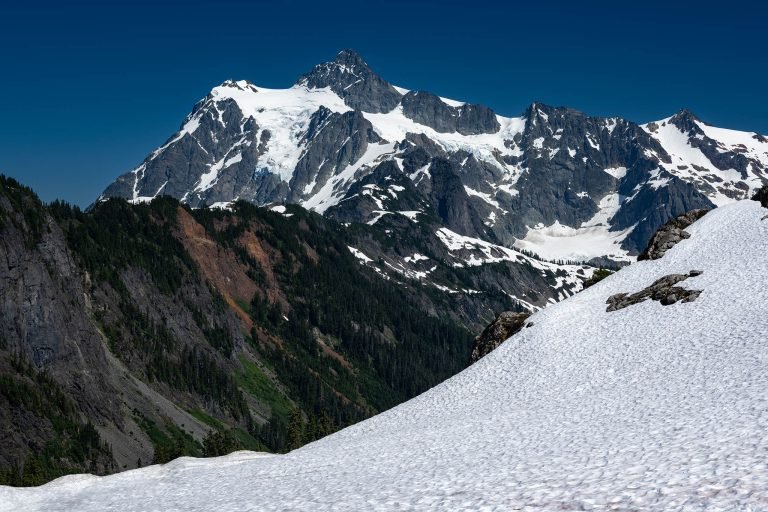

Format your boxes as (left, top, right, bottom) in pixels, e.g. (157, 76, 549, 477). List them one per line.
(3, 201, 768, 511)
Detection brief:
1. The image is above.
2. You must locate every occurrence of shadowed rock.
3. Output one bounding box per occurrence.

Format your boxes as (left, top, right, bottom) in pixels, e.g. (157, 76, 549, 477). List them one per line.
(638, 209, 710, 261)
(470, 311, 530, 363)
(400, 91, 500, 135)
(753, 184, 768, 208)
(298, 49, 402, 113)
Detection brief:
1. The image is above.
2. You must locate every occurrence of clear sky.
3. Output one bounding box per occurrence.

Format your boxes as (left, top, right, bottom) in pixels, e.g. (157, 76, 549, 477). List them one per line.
(1, 0, 766, 206)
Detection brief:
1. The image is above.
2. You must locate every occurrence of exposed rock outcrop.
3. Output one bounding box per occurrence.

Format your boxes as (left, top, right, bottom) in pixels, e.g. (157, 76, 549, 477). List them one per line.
(298, 49, 402, 113)
(470, 311, 530, 363)
(638, 209, 710, 261)
(606, 271, 703, 312)
(400, 91, 500, 135)
(753, 184, 768, 208)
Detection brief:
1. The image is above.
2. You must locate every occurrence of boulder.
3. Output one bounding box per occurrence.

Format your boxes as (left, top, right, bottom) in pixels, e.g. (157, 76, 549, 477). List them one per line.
(753, 185, 768, 208)
(606, 271, 703, 312)
(638, 209, 710, 261)
(470, 311, 530, 363)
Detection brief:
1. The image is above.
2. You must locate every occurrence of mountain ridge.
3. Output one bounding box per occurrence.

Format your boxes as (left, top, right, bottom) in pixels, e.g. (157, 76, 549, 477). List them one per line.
(95, 49, 768, 318)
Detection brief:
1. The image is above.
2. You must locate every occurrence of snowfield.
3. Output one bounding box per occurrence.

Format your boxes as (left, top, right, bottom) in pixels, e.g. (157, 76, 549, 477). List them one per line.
(3, 201, 768, 511)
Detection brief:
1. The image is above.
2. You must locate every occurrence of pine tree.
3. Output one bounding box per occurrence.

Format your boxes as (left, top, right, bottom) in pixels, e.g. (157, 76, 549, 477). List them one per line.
(286, 408, 304, 450)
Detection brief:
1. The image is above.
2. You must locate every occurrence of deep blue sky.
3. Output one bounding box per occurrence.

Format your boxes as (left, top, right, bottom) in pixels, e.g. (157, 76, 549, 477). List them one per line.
(1, 0, 766, 206)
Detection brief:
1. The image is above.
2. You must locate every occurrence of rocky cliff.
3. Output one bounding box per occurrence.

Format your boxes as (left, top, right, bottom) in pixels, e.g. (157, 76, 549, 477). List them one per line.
(0, 176, 486, 485)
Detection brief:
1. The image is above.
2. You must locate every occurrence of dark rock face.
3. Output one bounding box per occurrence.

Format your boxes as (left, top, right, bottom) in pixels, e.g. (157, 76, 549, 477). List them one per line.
(606, 271, 703, 312)
(400, 91, 500, 135)
(287, 108, 381, 202)
(753, 185, 768, 208)
(427, 158, 493, 238)
(102, 88, 279, 208)
(325, 160, 426, 224)
(298, 49, 402, 113)
(586, 257, 629, 270)
(638, 209, 710, 261)
(470, 312, 530, 363)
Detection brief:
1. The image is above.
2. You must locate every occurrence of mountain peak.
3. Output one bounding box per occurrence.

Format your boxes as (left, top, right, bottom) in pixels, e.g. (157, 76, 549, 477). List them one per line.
(669, 108, 703, 133)
(297, 49, 373, 88)
(332, 48, 368, 67)
(296, 50, 401, 113)
(672, 108, 700, 122)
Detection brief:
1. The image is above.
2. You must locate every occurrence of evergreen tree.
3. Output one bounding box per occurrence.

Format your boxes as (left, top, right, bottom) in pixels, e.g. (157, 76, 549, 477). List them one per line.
(286, 409, 304, 451)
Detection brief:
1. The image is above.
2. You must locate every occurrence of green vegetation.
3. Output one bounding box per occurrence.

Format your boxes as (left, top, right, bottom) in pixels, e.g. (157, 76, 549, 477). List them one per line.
(189, 408, 225, 430)
(1, 190, 476, 483)
(146, 346, 250, 421)
(134, 412, 201, 464)
(49, 197, 196, 295)
(236, 356, 292, 422)
(0, 175, 46, 245)
(583, 268, 614, 289)
(196, 203, 474, 452)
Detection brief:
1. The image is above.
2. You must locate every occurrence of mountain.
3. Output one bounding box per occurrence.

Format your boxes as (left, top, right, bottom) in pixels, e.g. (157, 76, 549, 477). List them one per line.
(101, 50, 767, 269)
(0, 175, 493, 485)
(5, 197, 766, 511)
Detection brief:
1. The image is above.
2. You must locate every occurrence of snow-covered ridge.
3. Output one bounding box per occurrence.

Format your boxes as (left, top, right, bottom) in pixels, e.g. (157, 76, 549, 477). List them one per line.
(642, 115, 768, 205)
(196, 81, 352, 184)
(207, 80, 526, 182)
(120, 77, 527, 215)
(5, 200, 767, 511)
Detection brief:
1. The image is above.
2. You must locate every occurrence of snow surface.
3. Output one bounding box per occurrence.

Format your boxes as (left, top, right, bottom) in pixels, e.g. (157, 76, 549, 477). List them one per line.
(302, 142, 396, 214)
(209, 82, 351, 184)
(364, 106, 525, 173)
(3, 201, 768, 511)
(432, 227, 588, 307)
(514, 193, 634, 262)
(346, 245, 372, 263)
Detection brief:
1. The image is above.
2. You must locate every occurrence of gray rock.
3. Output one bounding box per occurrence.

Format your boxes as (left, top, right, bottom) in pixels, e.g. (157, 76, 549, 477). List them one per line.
(638, 209, 710, 260)
(288, 108, 381, 202)
(297, 49, 402, 113)
(400, 91, 500, 135)
(470, 311, 530, 363)
(606, 271, 703, 312)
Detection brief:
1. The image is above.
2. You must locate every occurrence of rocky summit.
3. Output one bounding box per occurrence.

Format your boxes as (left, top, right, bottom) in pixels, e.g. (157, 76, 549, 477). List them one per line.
(98, 51, 768, 315)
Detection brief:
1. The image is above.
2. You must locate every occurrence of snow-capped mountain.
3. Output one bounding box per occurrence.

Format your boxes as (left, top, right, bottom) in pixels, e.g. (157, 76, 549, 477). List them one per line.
(100, 49, 768, 307)
(6, 199, 767, 511)
(642, 109, 768, 205)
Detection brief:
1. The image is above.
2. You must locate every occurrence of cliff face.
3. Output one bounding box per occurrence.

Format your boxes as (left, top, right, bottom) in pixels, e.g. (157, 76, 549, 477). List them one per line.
(0, 180, 233, 482)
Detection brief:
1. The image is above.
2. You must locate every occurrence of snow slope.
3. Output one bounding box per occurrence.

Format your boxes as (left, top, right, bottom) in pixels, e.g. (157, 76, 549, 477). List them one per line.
(513, 193, 634, 262)
(6, 201, 766, 511)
